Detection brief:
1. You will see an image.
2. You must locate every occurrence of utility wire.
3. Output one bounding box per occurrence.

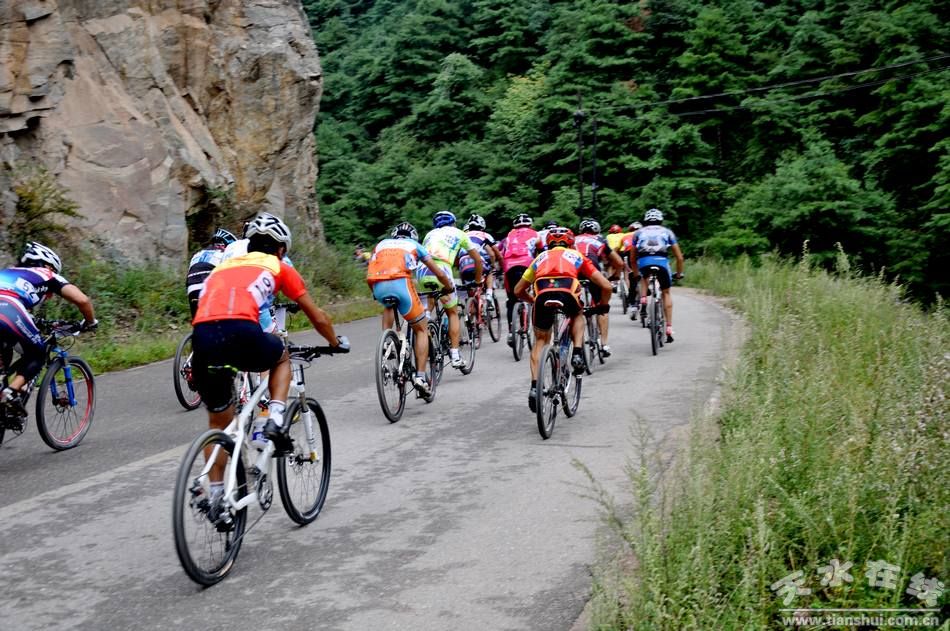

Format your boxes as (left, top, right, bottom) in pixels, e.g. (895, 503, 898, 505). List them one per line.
(596, 53, 950, 114)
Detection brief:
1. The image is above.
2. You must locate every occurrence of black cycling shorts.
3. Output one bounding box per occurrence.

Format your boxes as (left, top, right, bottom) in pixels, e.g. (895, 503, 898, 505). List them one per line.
(504, 266, 527, 293)
(639, 265, 672, 290)
(191, 320, 284, 412)
(533, 291, 581, 331)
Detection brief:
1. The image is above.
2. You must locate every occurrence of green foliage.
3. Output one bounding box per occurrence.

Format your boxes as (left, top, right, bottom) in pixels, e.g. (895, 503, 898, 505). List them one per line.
(2, 163, 81, 258)
(590, 257, 949, 628)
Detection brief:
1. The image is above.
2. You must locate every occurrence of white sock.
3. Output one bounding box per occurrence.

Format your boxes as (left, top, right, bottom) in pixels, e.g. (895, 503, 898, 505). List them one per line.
(450, 348, 460, 359)
(269, 400, 286, 428)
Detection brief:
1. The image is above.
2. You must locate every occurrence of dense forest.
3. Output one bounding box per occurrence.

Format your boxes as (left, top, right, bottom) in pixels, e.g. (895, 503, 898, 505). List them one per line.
(302, 0, 948, 299)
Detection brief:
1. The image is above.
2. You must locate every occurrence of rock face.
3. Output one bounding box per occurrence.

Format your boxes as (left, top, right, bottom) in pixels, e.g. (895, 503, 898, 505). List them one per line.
(0, 0, 323, 262)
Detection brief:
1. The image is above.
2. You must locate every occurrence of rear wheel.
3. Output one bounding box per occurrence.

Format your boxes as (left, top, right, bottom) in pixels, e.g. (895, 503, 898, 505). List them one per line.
(486, 295, 502, 342)
(35, 357, 95, 450)
(172, 430, 247, 586)
(512, 303, 525, 362)
(620, 281, 629, 314)
(277, 397, 331, 524)
(429, 321, 445, 385)
(584, 315, 597, 375)
(536, 347, 559, 439)
(459, 307, 477, 375)
(561, 359, 581, 418)
(650, 294, 661, 356)
(374, 330, 405, 423)
(173, 333, 202, 410)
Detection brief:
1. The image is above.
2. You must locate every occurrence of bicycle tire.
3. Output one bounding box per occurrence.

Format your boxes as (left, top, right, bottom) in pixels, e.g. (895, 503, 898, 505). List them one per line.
(466, 297, 482, 351)
(561, 358, 581, 418)
(512, 303, 525, 362)
(423, 327, 438, 403)
(584, 314, 597, 375)
(459, 306, 477, 375)
(35, 357, 95, 450)
(429, 321, 445, 385)
(536, 346, 559, 439)
(650, 295, 660, 356)
(486, 295, 502, 342)
(172, 429, 247, 586)
(526, 304, 535, 350)
(656, 298, 666, 349)
(620, 282, 629, 315)
(173, 333, 202, 410)
(374, 330, 405, 423)
(277, 397, 331, 524)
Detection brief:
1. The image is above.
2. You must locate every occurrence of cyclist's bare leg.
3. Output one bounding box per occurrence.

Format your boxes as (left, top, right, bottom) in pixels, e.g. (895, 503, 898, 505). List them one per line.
(411, 319, 429, 372)
(444, 302, 460, 348)
(529, 328, 552, 380)
(267, 351, 292, 407)
(382, 308, 395, 330)
(598, 313, 609, 345)
(207, 404, 236, 482)
(571, 314, 585, 348)
(662, 288, 673, 326)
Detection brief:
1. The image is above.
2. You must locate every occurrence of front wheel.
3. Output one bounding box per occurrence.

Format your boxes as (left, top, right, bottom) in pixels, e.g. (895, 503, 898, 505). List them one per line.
(277, 397, 332, 525)
(486, 295, 502, 342)
(35, 357, 95, 450)
(584, 315, 597, 375)
(173, 333, 202, 410)
(374, 330, 405, 423)
(459, 308, 477, 375)
(172, 430, 247, 586)
(536, 346, 559, 439)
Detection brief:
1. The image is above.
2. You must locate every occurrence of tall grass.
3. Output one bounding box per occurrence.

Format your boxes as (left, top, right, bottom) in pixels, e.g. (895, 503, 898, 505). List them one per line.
(35, 242, 376, 373)
(590, 256, 948, 629)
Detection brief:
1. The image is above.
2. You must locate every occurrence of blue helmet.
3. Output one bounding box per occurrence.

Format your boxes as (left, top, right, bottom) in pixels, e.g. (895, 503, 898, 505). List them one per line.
(433, 210, 456, 228)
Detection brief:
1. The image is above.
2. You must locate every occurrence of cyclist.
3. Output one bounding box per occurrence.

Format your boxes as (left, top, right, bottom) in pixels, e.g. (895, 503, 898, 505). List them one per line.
(536, 219, 558, 251)
(513, 228, 611, 411)
(367, 222, 455, 395)
(605, 224, 625, 252)
(620, 222, 643, 320)
(185, 228, 237, 318)
(497, 213, 540, 347)
(191, 213, 348, 466)
(574, 219, 624, 357)
(459, 214, 501, 299)
(418, 210, 482, 368)
(0, 242, 97, 423)
(633, 209, 684, 342)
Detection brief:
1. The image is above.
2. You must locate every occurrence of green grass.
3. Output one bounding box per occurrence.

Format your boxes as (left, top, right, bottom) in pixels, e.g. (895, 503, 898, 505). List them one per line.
(35, 243, 376, 374)
(589, 255, 948, 630)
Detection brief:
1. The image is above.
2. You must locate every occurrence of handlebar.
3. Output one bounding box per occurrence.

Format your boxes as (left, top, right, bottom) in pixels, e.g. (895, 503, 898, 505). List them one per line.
(287, 337, 351, 360)
(272, 302, 301, 314)
(34, 319, 85, 336)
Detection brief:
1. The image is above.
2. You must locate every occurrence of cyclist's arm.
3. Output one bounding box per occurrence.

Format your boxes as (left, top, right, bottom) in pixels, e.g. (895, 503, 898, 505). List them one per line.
(671, 243, 684, 275)
(295, 292, 340, 347)
(513, 277, 533, 304)
(60, 284, 96, 324)
(488, 244, 501, 265)
(590, 270, 612, 305)
(607, 250, 624, 278)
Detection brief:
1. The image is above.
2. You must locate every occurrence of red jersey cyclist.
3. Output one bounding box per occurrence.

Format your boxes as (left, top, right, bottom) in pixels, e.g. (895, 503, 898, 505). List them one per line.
(513, 227, 611, 411)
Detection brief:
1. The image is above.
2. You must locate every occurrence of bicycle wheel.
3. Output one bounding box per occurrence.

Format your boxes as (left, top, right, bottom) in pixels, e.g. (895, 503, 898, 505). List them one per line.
(172, 429, 247, 586)
(173, 333, 202, 410)
(459, 308, 477, 375)
(423, 328, 438, 403)
(429, 321, 446, 385)
(650, 296, 660, 356)
(466, 297, 482, 351)
(526, 304, 535, 350)
(374, 330, 405, 423)
(620, 282, 629, 314)
(536, 346, 559, 439)
(486, 295, 502, 342)
(561, 359, 581, 417)
(277, 397, 331, 525)
(656, 298, 666, 349)
(512, 303, 525, 362)
(35, 357, 95, 450)
(584, 315, 597, 375)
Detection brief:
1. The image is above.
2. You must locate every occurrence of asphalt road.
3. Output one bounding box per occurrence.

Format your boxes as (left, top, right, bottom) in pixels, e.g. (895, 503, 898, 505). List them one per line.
(0, 289, 731, 631)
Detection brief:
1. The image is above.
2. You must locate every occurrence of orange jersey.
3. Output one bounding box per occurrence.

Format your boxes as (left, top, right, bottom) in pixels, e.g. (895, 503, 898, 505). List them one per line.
(193, 252, 307, 324)
(521, 247, 598, 295)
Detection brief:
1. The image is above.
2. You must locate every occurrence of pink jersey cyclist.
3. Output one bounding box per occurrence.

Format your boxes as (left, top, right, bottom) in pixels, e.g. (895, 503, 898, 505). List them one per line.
(498, 213, 541, 345)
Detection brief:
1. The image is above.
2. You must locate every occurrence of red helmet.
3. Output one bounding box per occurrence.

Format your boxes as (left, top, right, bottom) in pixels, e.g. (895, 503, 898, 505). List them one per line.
(546, 227, 575, 249)
(608, 224, 622, 234)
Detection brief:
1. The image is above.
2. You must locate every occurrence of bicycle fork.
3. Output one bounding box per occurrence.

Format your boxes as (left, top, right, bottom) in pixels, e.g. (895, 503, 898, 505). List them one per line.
(49, 350, 78, 407)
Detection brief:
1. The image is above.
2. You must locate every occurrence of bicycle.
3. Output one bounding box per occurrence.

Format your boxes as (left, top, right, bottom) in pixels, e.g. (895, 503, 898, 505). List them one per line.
(642, 265, 666, 355)
(0, 319, 95, 450)
(510, 299, 534, 362)
(580, 281, 605, 374)
(173, 332, 202, 410)
(533, 299, 581, 439)
(172, 338, 346, 586)
(462, 282, 502, 347)
(374, 298, 437, 423)
(424, 290, 474, 381)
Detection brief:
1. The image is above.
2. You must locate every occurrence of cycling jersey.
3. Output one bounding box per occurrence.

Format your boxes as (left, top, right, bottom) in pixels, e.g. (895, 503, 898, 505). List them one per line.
(574, 234, 613, 270)
(605, 232, 624, 251)
(422, 226, 474, 268)
(367, 238, 430, 282)
(221, 239, 295, 332)
(186, 247, 227, 314)
(0, 267, 72, 381)
(634, 225, 678, 268)
(193, 252, 307, 325)
(498, 227, 539, 271)
(521, 248, 598, 297)
(0, 266, 70, 310)
(459, 230, 495, 275)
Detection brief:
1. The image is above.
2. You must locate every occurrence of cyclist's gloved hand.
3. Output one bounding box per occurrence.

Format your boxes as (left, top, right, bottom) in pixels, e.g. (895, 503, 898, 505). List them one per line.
(335, 335, 351, 353)
(80, 319, 99, 332)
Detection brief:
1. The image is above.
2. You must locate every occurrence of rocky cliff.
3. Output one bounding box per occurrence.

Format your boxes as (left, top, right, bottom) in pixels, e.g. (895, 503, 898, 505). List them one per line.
(0, 0, 323, 263)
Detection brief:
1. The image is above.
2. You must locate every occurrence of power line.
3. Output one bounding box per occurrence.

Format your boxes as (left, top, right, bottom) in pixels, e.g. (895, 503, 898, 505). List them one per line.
(596, 53, 950, 115)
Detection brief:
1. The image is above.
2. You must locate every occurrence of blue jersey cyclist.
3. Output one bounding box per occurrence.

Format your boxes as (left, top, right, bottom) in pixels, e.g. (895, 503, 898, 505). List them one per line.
(459, 214, 501, 300)
(0, 243, 97, 424)
(367, 222, 455, 396)
(417, 210, 483, 368)
(633, 208, 684, 342)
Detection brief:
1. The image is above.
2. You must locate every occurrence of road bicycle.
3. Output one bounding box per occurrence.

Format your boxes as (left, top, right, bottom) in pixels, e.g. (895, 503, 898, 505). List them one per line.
(173, 332, 202, 410)
(172, 337, 346, 586)
(425, 290, 474, 383)
(533, 299, 581, 439)
(580, 281, 606, 374)
(642, 265, 666, 355)
(0, 319, 95, 450)
(510, 299, 534, 362)
(462, 282, 502, 347)
(374, 298, 438, 423)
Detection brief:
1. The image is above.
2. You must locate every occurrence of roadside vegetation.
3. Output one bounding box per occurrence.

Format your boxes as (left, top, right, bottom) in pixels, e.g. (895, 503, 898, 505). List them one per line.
(588, 256, 948, 629)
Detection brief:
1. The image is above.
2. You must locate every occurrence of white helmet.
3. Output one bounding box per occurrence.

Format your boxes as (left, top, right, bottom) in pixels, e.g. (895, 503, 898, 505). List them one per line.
(20, 242, 62, 273)
(245, 213, 292, 252)
(644, 208, 664, 224)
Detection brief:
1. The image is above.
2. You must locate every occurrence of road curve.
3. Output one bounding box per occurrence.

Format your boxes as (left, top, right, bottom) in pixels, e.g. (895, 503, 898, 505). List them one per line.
(0, 289, 731, 631)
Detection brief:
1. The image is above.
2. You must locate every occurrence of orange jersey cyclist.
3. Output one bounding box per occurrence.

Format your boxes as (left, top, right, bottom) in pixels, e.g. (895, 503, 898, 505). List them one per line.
(513, 227, 611, 411)
(191, 213, 348, 478)
(367, 222, 455, 395)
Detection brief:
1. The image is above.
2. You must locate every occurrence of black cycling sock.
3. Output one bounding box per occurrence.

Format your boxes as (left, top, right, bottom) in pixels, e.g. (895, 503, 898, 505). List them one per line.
(506, 298, 515, 329)
(531, 379, 537, 388)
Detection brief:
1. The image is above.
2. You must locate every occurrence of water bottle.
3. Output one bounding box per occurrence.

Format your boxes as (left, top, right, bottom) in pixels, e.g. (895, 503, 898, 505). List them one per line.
(250, 408, 270, 450)
(441, 312, 449, 342)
